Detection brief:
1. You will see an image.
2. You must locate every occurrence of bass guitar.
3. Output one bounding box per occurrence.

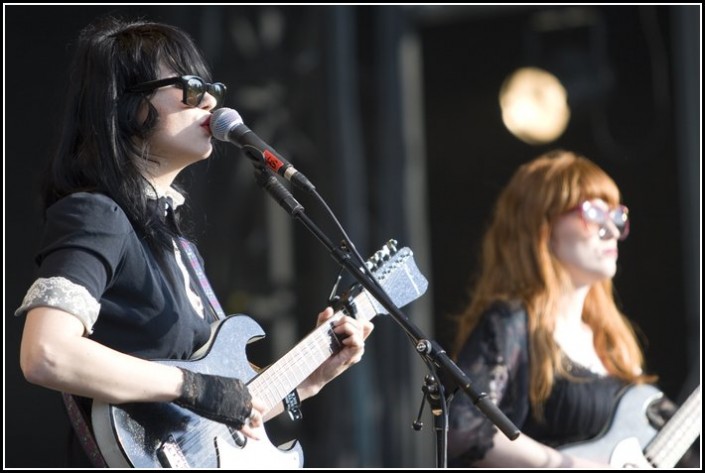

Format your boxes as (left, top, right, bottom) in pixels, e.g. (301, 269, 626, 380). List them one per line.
(559, 384, 701, 467)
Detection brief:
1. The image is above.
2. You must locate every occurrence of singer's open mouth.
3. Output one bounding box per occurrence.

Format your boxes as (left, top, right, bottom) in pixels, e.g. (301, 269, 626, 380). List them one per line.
(201, 115, 212, 134)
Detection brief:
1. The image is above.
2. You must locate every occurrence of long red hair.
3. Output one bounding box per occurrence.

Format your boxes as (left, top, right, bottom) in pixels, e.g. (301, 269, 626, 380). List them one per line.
(454, 150, 654, 414)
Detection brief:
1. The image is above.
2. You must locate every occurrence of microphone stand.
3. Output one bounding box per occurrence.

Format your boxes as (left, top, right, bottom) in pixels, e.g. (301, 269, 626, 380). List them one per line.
(253, 167, 520, 467)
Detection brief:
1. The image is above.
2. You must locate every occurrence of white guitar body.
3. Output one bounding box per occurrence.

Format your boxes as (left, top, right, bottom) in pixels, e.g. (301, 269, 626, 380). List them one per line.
(559, 384, 701, 468)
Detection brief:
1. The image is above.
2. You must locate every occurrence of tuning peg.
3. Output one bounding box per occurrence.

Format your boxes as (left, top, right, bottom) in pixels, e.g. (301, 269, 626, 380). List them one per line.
(385, 239, 398, 254)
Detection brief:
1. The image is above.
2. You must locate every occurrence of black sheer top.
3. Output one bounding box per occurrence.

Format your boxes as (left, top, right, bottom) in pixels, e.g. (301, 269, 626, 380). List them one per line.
(448, 301, 628, 466)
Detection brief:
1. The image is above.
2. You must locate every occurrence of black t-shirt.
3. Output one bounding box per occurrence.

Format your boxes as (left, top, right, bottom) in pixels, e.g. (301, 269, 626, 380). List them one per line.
(33, 191, 211, 360)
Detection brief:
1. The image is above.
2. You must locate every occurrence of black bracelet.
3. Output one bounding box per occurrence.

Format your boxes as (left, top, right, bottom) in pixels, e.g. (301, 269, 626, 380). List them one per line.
(283, 389, 302, 421)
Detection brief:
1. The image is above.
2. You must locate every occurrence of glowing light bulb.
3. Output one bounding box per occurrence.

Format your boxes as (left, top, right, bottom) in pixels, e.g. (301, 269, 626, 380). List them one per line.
(499, 67, 571, 145)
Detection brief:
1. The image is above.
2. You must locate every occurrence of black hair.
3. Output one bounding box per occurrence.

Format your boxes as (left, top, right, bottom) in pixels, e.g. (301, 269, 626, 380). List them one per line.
(43, 16, 213, 253)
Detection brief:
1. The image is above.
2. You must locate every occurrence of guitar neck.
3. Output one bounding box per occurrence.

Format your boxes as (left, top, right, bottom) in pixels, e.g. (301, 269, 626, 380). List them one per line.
(247, 289, 379, 413)
(645, 385, 701, 468)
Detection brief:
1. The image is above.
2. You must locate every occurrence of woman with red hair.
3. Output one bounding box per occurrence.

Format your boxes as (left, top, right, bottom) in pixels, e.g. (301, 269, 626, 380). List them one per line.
(448, 150, 661, 467)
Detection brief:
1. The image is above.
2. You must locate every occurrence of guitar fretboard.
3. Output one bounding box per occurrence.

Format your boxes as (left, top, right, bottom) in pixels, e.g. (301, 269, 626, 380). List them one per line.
(645, 385, 701, 468)
(247, 289, 380, 413)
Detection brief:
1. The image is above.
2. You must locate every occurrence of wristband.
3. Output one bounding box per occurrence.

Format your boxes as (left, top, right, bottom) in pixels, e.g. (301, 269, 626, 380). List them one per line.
(283, 389, 302, 421)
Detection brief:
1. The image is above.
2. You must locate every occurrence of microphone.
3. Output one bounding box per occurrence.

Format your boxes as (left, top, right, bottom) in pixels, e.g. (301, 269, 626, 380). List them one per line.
(211, 107, 315, 193)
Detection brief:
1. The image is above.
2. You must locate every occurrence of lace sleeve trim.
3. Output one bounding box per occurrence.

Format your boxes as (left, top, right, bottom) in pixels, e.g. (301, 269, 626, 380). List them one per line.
(14, 277, 101, 334)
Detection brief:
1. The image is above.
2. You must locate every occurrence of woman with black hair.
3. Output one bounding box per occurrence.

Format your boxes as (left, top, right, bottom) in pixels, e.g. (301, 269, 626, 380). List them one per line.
(16, 16, 372, 467)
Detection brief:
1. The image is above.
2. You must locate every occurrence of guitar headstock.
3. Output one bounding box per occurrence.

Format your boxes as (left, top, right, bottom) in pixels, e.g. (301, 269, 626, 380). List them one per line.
(364, 239, 399, 273)
(337, 239, 428, 319)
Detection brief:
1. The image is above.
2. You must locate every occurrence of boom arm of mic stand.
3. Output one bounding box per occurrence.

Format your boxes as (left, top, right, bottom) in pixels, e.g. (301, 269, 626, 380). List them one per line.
(253, 167, 520, 442)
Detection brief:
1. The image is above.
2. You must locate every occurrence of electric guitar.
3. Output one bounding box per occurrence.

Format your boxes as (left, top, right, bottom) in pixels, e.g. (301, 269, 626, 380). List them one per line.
(92, 241, 428, 468)
(559, 384, 701, 468)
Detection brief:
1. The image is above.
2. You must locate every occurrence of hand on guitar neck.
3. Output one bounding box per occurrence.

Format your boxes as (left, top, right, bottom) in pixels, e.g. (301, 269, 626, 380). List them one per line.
(179, 305, 373, 441)
(295, 307, 374, 399)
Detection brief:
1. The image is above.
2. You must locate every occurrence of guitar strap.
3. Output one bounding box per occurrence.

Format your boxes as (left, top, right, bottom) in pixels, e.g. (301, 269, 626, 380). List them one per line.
(176, 236, 227, 322)
(162, 197, 225, 323)
(61, 392, 108, 467)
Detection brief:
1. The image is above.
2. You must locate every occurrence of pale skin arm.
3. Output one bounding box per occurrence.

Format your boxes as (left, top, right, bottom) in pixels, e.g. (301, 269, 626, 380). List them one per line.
(471, 430, 609, 468)
(20, 306, 184, 404)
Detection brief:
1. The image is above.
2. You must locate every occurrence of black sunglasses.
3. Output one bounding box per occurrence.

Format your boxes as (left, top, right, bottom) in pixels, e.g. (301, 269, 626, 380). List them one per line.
(128, 75, 226, 108)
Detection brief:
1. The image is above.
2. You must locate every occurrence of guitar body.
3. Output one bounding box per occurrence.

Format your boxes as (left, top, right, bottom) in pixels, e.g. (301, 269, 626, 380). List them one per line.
(560, 383, 701, 468)
(92, 315, 304, 468)
(559, 384, 661, 467)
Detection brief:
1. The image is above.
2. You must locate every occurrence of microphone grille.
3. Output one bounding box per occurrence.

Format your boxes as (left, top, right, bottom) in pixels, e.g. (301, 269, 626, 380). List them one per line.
(211, 107, 243, 142)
